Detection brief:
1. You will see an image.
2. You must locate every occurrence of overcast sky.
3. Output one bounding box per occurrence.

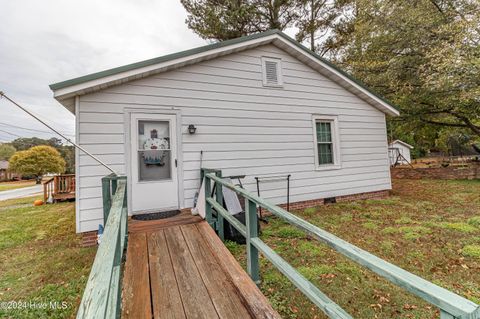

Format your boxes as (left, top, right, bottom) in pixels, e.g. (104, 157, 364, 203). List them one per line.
(0, 0, 210, 143)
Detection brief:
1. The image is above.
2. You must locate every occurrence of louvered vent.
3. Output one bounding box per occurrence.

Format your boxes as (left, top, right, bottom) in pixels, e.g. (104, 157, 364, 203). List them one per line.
(262, 57, 283, 87)
(265, 61, 278, 84)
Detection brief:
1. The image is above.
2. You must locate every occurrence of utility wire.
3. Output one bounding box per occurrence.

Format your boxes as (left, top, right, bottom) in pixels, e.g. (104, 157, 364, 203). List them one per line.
(0, 121, 75, 137)
(0, 134, 13, 142)
(0, 92, 116, 174)
(0, 128, 22, 138)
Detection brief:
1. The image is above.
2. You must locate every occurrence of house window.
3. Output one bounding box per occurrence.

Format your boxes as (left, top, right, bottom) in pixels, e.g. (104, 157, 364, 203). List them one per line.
(261, 57, 283, 87)
(313, 116, 341, 169)
(316, 122, 334, 164)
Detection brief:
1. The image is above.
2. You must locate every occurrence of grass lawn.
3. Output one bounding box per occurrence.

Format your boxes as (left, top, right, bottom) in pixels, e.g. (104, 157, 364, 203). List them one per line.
(0, 196, 96, 319)
(0, 180, 36, 192)
(226, 179, 480, 318)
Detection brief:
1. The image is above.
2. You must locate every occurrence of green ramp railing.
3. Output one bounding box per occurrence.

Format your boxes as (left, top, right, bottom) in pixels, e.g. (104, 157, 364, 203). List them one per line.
(204, 170, 480, 319)
(77, 174, 128, 319)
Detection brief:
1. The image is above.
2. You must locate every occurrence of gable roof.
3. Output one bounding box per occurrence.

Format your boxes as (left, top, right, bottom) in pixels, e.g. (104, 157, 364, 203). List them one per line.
(50, 29, 400, 116)
(390, 140, 414, 149)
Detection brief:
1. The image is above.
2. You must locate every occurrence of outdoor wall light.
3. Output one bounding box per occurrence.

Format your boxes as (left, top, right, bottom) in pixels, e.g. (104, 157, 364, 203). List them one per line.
(188, 124, 197, 134)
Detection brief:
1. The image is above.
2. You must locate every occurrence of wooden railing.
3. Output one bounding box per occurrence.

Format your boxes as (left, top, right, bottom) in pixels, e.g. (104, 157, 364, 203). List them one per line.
(101, 174, 127, 224)
(76, 174, 128, 319)
(43, 174, 75, 202)
(43, 177, 54, 202)
(204, 169, 480, 319)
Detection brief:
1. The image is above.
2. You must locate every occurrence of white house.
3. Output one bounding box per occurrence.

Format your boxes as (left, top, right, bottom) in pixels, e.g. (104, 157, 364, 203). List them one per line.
(50, 30, 399, 234)
(388, 140, 413, 165)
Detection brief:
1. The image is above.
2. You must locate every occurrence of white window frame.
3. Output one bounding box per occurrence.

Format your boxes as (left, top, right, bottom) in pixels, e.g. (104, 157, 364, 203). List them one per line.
(312, 115, 341, 170)
(261, 56, 283, 87)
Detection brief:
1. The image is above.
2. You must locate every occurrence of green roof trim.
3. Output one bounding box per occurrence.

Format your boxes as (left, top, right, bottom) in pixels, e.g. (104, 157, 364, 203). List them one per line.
(49, 29, 398, 114)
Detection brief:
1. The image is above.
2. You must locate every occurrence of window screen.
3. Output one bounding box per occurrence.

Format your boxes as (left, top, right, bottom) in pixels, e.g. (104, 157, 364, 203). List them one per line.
(137, 120, 171, 181)
(316, 121, 334, 165)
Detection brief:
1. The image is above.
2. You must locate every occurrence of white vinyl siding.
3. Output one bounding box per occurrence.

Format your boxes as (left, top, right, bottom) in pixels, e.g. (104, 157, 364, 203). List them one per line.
(74, 44, 391, 233)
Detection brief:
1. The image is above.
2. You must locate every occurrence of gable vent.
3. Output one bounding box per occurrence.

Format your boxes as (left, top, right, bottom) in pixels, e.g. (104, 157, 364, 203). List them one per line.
(262, 57, 283, 87)
(265, 61, 278, 84)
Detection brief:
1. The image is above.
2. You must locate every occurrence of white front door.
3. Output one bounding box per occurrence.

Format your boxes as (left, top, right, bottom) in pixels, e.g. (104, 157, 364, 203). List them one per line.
(130, 113, 179, 213)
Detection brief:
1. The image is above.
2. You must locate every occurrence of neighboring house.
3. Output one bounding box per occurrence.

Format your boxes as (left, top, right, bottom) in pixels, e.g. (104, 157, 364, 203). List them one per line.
(0, 160, 20, 181)
(389, 140, 413, 165)
(50, 30, 400, 234)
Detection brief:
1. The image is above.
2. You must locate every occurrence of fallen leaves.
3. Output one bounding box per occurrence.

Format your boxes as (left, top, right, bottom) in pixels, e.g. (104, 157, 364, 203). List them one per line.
(403, 304, 418, 310)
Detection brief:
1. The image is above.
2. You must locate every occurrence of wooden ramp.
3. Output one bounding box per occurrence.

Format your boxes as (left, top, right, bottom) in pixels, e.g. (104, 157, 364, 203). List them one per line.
(122, 216, 280, 319)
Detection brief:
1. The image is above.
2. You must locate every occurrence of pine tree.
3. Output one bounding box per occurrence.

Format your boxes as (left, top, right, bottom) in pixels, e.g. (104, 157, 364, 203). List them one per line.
(181, 0, 298, 40)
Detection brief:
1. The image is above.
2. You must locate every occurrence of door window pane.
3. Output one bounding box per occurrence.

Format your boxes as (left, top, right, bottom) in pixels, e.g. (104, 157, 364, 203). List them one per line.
(138, 120, 171, 181)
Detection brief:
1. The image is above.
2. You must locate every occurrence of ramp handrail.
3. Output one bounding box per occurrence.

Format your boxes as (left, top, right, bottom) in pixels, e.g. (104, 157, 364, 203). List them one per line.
(76, 174, 128, 319)
(204, 170, 480, 319)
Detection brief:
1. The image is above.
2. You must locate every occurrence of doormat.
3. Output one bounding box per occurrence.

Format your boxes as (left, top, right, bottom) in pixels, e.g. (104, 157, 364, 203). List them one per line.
(132, 210, 181, 221)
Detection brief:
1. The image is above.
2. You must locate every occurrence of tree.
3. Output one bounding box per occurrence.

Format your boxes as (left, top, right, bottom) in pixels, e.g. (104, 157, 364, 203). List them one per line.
(10, 137, 63, 151)
(328, 0, 480, 140)
(9, 146, 66, 183)
(9, 137, 74, 173)
(294, 0, 342, 55)
(435, 129, 477, 156)
(0, 143, 16, 161)
(58, 145, 75, 174)
(181, 0, 480, 151)
(181, 0, 298, 40)
(252, 0, 298, 30)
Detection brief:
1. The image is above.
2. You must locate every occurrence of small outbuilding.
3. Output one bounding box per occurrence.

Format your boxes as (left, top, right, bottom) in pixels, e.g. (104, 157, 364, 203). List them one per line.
(388, 140, 413, 165)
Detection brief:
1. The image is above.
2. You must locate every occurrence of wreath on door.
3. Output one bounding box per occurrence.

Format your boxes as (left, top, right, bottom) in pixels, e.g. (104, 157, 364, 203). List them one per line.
(142, 129, 170, 166)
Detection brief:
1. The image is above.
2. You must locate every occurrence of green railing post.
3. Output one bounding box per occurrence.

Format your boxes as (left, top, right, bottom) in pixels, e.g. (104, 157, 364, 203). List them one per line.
(204, 175, 214, 228)
(215, 170, 224, 241)
(111, 178, 118, 196)
(246, 198, 260, 283)
(102, 177, 112, 225)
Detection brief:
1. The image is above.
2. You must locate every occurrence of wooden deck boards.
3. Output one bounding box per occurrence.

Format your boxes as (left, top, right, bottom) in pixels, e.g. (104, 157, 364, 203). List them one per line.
(148, 231, 185, 319)
(122, 233, 152, 318)
(122, 216, 280, 319)
(128, 210, 202, 233)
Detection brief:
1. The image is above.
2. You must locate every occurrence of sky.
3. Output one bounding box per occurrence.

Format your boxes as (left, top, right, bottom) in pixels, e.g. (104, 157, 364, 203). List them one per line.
(0, 0, 209, 143)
